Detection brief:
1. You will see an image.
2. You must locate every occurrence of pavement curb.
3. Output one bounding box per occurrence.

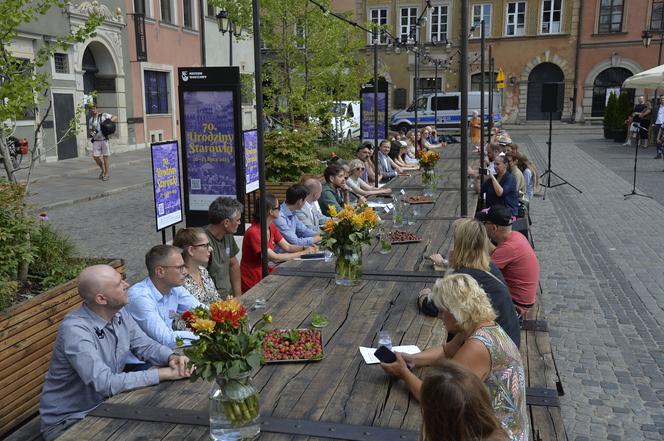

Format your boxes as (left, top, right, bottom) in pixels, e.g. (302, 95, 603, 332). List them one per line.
(32, 181, 152, 211)
(20, 157, 149, 184)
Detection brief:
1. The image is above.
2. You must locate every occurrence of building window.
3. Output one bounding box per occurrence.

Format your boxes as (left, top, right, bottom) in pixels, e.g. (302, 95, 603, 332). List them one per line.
(541, 0, 562, 33)
(591, 67, 633, 117)
(416, 77, 443, 96)
(651, 0, 664, 31)
(598, 0, 623, 33)
(183, 0, 194, 28)
(506, 2, 526, 36)
(399, 7, 418, 42)
(144, 70, 169, 114)
(471, 72, 499, 91)
(206, 1, 214, 17)
(53, 53, 69, 74)
(369, 8, 388, 44)
(295, 19, 306, 49)
(471, 4, 492, 37)
(160, 0, 173, 24)
(429, 5, 448, 43)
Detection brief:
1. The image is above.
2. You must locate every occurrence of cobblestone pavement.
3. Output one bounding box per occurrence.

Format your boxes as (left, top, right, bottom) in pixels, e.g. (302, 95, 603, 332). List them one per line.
(29, 126, 664, 440)
(509, 124, 664, 441)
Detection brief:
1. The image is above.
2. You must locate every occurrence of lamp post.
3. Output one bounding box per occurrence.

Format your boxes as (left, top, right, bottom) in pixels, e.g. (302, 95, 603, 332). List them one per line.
(217, 10, 242, 66)
(642, 29, 663, 98)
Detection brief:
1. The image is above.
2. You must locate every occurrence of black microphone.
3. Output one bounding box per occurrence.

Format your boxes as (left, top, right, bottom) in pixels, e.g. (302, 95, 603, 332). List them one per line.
(94, 327, 105, 339)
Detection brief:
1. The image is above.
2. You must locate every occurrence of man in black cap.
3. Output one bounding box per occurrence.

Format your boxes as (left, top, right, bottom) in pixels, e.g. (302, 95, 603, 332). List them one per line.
(478, 205, 540, 317)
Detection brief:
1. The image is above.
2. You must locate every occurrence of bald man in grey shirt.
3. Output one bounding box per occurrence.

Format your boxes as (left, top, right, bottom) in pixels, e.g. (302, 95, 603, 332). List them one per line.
(39, 265, 191, 440)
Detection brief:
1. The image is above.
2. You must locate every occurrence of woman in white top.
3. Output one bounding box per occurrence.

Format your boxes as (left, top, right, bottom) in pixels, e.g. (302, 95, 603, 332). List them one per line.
(346, 159, 392, 199)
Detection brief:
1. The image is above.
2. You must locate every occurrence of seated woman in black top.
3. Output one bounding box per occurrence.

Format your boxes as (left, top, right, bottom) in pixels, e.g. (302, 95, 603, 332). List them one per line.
(476, 154, 519, 216)
(423, 218, 520, 347)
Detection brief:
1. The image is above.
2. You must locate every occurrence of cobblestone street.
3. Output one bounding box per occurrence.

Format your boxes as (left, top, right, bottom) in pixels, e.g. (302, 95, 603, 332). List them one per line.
(28, 124, 664, 440)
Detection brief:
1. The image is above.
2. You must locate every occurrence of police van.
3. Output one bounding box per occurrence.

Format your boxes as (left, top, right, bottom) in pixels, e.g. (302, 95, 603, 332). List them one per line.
(389, 92, 502, 133)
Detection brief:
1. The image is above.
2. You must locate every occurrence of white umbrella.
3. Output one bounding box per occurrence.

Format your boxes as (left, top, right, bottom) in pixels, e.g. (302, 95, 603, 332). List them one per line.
(622, 64, 664, 88)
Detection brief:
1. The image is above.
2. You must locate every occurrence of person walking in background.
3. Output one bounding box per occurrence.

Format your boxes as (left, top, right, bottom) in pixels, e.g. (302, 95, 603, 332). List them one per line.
(88, 104, 117, 181)
(470, 111, 482, 148)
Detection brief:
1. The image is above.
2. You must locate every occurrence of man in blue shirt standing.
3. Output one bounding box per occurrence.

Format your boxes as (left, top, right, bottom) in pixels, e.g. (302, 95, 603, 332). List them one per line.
(125, 245, 202, 368)
(274, 184, 322, 248)
(39, 264, 191, 440)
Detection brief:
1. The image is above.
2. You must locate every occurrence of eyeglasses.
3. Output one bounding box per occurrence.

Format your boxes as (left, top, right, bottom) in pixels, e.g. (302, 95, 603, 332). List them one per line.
(191, 243, 212, 250)
(160, 264, 187, 273)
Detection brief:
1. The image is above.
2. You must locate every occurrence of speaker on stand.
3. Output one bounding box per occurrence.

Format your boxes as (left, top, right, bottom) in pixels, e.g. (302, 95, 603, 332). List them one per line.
(539, 82, 582, 199)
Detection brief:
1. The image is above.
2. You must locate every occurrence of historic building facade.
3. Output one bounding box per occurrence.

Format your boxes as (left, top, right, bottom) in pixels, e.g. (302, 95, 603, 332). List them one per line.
(574, 0, 658, 123)
(336, 0, 581, 123)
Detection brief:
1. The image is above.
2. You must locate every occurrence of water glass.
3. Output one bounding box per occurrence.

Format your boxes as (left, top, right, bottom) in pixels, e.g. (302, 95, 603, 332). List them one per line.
(254, 298, 267, 309)
(377, 330, 392, 350)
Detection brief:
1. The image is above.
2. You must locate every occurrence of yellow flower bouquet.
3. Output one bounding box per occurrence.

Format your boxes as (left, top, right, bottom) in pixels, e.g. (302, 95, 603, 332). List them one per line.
(321, 204, 380, 285)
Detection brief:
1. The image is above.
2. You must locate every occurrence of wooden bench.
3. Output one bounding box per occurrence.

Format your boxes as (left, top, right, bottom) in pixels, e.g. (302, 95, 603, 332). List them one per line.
(521, 297, 568, 440)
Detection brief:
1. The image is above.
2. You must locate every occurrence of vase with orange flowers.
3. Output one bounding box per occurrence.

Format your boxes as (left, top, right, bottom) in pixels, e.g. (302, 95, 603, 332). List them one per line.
(180, 298, 272, 440)
(418, 150, 440, 197)
(321, 204, 380, 286)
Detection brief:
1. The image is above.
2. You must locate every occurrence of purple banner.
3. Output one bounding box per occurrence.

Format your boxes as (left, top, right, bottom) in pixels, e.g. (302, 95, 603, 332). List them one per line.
(151, 141, 183, 231)
(243, 130, 259, 193)
(183, 90, 237, 211)
(361, 92, 387, 142)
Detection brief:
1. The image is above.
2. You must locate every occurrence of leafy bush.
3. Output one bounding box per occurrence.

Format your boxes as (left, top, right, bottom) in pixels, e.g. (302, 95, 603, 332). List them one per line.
(30, 222, 85, 290)
(0, 181, 34, 281)
(316, 139, 359, 164)
(603, 92, 618, 129)
(616, 92, 632, 130)
(265, 126, 322, 182)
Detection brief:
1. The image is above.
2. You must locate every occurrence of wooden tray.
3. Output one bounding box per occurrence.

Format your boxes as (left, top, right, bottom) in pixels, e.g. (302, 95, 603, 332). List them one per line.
(402, 196, 434, 204)
(263, 328, 325, 364)
(390, 239, 422, 245)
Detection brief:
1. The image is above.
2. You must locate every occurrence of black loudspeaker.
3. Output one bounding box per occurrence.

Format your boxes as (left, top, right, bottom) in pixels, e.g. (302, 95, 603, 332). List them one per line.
(541, 82, 561, 113)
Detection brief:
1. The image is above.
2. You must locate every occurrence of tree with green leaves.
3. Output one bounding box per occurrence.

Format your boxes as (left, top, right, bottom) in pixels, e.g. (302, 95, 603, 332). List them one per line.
(0, 0, 105, 184)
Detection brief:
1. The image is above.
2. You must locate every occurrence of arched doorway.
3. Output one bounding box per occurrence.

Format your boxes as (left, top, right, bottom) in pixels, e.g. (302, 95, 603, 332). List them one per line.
(526, 62, 564, 120)
(82, 43, 117, 98)
(590, 67, 634, 117)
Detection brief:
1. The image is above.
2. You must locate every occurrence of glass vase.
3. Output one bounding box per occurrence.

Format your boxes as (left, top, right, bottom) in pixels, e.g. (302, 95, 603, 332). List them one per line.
(209, 373, 260, 441)
(422, 168, 436, 197)
(334, 246, 363, 286)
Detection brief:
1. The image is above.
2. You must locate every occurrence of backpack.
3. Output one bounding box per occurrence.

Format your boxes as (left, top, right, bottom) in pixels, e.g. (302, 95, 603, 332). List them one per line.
(100, 118, 116, 137)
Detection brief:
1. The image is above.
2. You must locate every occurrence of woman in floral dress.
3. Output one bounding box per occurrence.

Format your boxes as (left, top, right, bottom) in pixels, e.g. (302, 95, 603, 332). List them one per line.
(173, 227, 220, 304)
(381, 273, 529, 440)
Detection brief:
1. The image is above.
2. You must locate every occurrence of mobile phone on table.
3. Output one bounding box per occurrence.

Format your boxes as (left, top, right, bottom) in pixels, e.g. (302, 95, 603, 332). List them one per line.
(374, 345, 397, 363)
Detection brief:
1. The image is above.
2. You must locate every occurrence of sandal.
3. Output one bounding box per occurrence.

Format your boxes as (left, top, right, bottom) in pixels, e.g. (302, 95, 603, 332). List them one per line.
(102, 176, 109, 181)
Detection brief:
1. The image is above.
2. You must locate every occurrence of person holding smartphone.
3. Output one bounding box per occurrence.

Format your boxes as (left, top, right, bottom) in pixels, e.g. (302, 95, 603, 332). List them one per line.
(380, 274, 528, 441)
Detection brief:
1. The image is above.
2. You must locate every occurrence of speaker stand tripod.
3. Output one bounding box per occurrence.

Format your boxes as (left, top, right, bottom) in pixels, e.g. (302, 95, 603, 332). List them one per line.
(540, 111, 582, 200)
(624, 123, 653, 200)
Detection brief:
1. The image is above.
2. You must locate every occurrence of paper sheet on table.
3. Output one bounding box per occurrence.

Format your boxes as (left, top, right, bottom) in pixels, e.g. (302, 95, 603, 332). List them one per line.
(367, 201, 389, 209)
(358, 345, 421, 364)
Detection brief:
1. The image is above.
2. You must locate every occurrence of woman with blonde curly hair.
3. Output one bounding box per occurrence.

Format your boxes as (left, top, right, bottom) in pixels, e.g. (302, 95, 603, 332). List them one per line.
(381, 273, 529, 441)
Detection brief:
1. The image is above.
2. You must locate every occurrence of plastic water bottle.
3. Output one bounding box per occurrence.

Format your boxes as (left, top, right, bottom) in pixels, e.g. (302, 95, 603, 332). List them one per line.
(378, 331, 392, 350)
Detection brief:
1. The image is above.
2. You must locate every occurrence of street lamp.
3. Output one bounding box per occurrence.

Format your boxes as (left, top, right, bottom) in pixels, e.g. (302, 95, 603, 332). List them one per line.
(217, 10, 242, 65)
(642, 28, 663, 97)
(642, 30, 653, 48)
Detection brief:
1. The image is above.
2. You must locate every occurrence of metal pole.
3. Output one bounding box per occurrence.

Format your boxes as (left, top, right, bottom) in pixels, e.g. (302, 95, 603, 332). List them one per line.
(479, 20, 485, 174)
(373, 32, 380, 188)
(229, 33, 233, 66)
(414, 39, 419, 139)
(434, 62, 438, 132)
(488, 48, 494, 140)
(460, 0, 469, 216)
(251, 0, 269, 278)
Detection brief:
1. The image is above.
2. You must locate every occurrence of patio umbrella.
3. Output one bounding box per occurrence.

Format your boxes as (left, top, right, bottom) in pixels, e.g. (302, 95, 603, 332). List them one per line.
(622, 64, 664, 88)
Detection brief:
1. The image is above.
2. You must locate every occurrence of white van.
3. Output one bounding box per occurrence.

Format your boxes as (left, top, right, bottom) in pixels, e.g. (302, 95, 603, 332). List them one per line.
(390, 92, 502, 133)
(329, 101, 361, 139)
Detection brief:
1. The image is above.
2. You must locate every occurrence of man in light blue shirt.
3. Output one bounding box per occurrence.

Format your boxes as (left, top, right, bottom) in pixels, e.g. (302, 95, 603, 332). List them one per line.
(39, 264, 191, 441)
(125, 245, 202, 366)
(273, 184, 322, 248)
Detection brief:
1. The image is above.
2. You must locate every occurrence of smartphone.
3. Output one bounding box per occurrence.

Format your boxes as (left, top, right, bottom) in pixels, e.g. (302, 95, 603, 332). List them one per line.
(300, 252, 326, 260)
(374, 345, 397, 363)
(480, 168, 489, 176)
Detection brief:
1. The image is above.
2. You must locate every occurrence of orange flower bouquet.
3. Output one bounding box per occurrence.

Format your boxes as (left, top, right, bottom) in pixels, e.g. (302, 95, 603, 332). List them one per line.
(418, 150, 440, 169)
(321, 204, 379, 285)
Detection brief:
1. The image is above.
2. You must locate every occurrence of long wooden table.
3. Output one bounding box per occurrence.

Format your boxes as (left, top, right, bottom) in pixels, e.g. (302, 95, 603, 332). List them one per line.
(57, 148, 473, 440)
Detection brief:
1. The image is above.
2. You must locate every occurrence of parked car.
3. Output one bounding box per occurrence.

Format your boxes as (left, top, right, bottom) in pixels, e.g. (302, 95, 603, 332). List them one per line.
(390, 92, 502, 133)
(329, 101, 361, 140)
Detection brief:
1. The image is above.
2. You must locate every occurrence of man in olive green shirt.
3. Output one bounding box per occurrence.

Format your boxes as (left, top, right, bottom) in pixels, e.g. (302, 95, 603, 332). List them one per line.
(206, 197, 243, 297)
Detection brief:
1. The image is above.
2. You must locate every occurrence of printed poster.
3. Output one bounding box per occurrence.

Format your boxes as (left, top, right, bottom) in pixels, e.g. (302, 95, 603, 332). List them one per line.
(362, 92, 387, 141)
(150, 141, 183, 231)
(243, 130, 259, 193)
(182, 90, 237, 211)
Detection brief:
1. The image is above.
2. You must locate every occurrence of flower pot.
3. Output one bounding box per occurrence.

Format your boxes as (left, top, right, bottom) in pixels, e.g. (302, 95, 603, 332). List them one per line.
(334, 246, 363, 286)
(612, 128, 627, 143)
(603, 126, 612, 139)
(421, 168, 437, 197)
(210, 373, 260, 440)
